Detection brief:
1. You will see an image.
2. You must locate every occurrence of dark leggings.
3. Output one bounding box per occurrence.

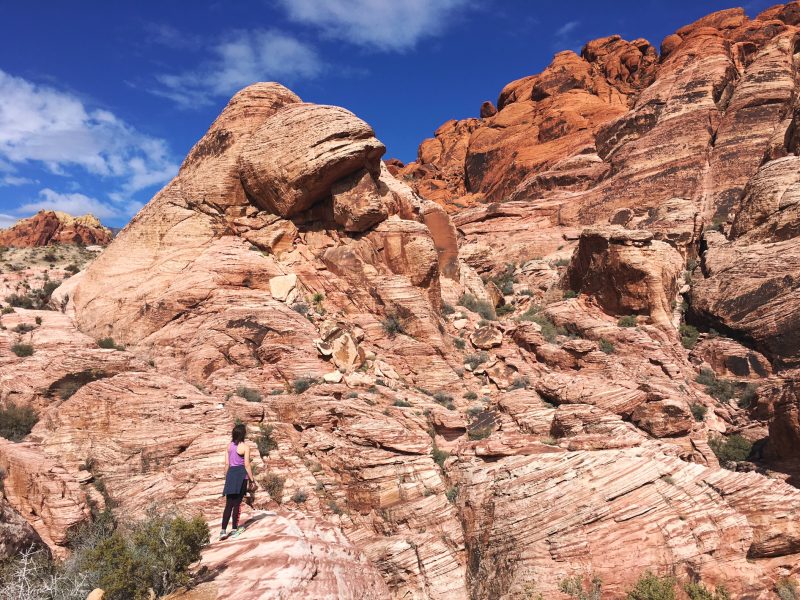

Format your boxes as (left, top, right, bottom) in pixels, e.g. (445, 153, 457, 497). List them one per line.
(221, 480, 247, 530)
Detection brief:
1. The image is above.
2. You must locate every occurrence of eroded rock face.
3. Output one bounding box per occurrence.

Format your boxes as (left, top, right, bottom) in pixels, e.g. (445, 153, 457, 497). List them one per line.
(0, 210, 112, 247)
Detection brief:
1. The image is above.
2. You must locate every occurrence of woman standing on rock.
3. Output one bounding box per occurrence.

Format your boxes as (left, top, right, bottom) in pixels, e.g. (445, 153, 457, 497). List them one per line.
(220, 423, 253, 540)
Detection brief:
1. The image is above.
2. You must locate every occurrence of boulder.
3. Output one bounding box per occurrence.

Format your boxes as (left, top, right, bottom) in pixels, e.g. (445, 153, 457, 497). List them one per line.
(269, 274, 297, 302)
(470, 326, 503, 349)
(331, 168, 389, 232)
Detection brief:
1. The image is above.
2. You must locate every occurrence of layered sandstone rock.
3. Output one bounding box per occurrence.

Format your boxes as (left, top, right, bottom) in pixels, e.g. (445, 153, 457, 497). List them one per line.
(0, 210, 112, 247)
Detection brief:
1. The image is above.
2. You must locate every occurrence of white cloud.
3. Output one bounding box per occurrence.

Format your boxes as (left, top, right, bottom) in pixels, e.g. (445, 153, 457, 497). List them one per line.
(555, 21, 579, 38)
(153, 29, 321, 108)
(1, 175, 35, 186)
(0, 213, 16, 229)
(276, 0, 470, 52)
(15, 188, 123, 220)
(0, 69, 178, 200)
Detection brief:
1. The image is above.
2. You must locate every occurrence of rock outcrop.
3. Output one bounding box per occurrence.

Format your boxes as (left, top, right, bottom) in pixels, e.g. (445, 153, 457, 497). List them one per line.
(0, 210, 112, 247)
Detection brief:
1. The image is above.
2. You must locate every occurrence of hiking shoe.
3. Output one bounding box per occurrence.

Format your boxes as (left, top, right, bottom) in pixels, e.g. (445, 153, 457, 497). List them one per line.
(230, 526, 246, 538)
(218, 530, 229, 541)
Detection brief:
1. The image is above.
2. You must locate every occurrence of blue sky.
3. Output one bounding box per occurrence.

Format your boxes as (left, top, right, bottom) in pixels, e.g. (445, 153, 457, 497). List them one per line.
(0, 0, 779, 228)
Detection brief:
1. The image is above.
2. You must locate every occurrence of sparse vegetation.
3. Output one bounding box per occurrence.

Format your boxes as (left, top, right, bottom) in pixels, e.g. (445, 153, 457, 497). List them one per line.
(618, 315, 637, 327)
(442, 302, 455, 315)
(458, 293, 496, 320)
(291, 489, 308, 503)
(13, 322, 35, 333)
(235, 386, 262, 402)
(708, 434, 752, 464)
(695, 369, 737, 403)
(490, 263, 517, 295)
(563, 289, 577, 299)
(382, 314, 406, 336)
(738, 383, 758, 408)
(445, 485, 459, 503)
(464, 391, 478, 400)
(57, 381, 83, 400)
(559, 574, 602, 600)
(468, 424, 493, 440)
(521, 311, 564, 342)
(599, 338, 615, 354)
(431, 446, 449, 469)
(0, 402, 38, 441)
(509, 375, 530, 390)
(433, 392, 455, 410)
(554, 258, 570, 267)
(626, 571, 676, 599)
(292, 376, 318, 394)
(684, 581, 730, 600)
(679, 324, 700, 349)
(11, 342, 34, 357)
(464, 351, 488, 370)
(690, 403, 707, 422)
(260, 473, 285, 503)
(393, 399, 412, 408)
(291, 302, 310, 315)
(777, 578, 799, 600)
(255, 424, 278, 457)
(496, 303, 515, 316)
(453, 337, 466, 349)
(97, 337, 124, 351)
(311, 292, 324, 304)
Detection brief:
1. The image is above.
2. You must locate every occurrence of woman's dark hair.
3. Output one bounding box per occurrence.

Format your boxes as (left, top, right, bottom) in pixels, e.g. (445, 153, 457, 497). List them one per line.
(231, 423, 246, 444)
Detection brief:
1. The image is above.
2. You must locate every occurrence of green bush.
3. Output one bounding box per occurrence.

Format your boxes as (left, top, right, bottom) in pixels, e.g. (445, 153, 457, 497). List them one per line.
(442, 302, 455, 315)
(445, 485, 459, 503)
(618, 315, 637, 327)
(453, 337, 466, 349)
(738, 383, 758, 409)
(468, 425, 493, 440)
(554, 258, 570, 267)
(626, 571, 676, 599)
(5, 293, 33, 309)
(83, 510, 209, 600)
(599, 339, 615, 354)
(292, 376, 318, 394)
(65, 263, 80, 274)
(458, 293, 496, 320)
(11, 342, 33, 357)
(0, 306, 13, 314)
(236, 386, 262, 402)
(311, 292, 324, 304)
(291, 302, 310, 315)
(680, 324, 700, 349)
(463, 391, 478, 400)
(393, 399, 412, 408)
(255, 424, 278, 457)
(496, 303, 515, 316)
(563, 289, 578, 299)
(97, 337, 122, 350)
(382, 314, 406, 336)
(291, 489, 308, 503)
(777, 578, 799, 600)
(690, 403, 707, 422)
(509, 376, 530, 390)
(559, 574, 602, 600)
(0, 402, 38, 441)
(684, 582, 730, 600)
(433, 392, 455, 410)
(525, 313, 564, 342)
(708, 434, 752, 464)
(431, 446, 449, 469)
(695, 369, 735, 402)
(13, 322, 35, 333)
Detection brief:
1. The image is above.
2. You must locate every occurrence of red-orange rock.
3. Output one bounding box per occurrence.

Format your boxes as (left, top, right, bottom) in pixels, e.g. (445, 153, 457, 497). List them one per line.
(0, 210, 112, 247)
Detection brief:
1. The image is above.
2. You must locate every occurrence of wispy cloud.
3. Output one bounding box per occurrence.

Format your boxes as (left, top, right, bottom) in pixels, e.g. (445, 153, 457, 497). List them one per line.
(0, 68, 178, 217)
(275, 0, 470, 52)
(15, 188, 122, 220)
(555, 20, 579, 38)
(1, 175, 35, 186)
(0, 213, 16, 228)
(152, 29, 321, 108)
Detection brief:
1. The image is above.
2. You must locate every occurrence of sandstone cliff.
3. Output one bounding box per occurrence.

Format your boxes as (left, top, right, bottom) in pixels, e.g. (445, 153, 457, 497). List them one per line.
(0, 210, 112, 248)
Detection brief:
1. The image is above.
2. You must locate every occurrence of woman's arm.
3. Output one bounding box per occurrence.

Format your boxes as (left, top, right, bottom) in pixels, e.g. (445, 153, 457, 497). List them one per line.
(224, 446, 229, 476)
(244, 444, 254, 480)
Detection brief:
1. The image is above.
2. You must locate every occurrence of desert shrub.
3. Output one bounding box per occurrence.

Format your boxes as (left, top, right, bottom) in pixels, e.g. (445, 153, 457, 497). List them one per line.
(599, 339, 615, 354)
(463, 391, 478, 400)
(235, 386, 261, 402)
(445, 485, 459, 503)
(97, 337, 122, 350)
(684, 582, 730, 600)
(468, 425, 493, 440)
(496, 303, 515, 316)
(292, 376, 318, 394)
(626, 571, 676, 599)
(563, 289, 578, 299)
(527, 313, 564, 342)
(509, 376, 530, 390)
(618, 315, 637, 327)
(695, 369, 735, 402)
(57, 381, 83, 400)
(260, 473, 285, 503)
(393, 399, 412, 408)
(441, 302, 455, 315)
(433, 392, 455, 410)
(453, 337, 466, 349)
(554, 258, 570, 267)
(0, 402, 38, 442)
(559, 574, 602, 600)
(690, 403, 707, 422)
(382, 314, 406, 336)
(291, 489, 308, 503)
(464, 351, 488, 370)
(679, 324, 700, 349)
(5, 293, 33, 309)
(708, 434, 751, 464)
(431, 446, 449, 469)
(1, 306, 13, 314)
(13, 323, 35, 333)
(738, 383, 758, 408)
(34, 316, 42, 325)
(519, 288, 534, 296)
(458, 293, 496, 320)
(490, 265, 517, 295)
(65, 263, 80, 274)
(254, 423, 278, 458)
(290, 302, 309, 315)
(82, 510, 208, 600)
(777, 578, 799, 600)
(311, 292, 324, 304)
(11, 342, 34, 357)
(0, 547, 90, 600)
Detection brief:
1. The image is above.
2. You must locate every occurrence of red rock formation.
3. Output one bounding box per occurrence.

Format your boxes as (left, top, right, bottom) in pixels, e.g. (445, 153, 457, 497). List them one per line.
(0, 210, 112, 247)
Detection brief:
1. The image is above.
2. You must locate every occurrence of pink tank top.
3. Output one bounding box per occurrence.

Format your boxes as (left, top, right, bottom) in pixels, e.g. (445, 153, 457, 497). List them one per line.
(228, 442, 245, 468)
